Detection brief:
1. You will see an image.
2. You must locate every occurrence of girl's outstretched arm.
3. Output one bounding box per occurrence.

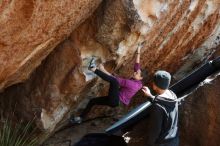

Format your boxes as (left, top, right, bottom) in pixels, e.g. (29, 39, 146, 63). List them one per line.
(136, 44, 141, 64)
(135, 42, 145, 63)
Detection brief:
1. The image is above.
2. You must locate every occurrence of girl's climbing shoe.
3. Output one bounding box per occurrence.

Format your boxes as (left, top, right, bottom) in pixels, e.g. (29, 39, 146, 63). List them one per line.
(88, 58, 96, 70)
(70, 116, 82, 124)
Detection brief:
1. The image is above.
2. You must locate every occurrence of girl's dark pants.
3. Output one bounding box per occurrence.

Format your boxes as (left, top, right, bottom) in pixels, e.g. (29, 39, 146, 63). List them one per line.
(80, 69, 120, 118)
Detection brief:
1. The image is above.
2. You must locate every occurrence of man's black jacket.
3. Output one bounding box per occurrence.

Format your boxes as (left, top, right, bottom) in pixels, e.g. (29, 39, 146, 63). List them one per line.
(145, 90, 179, 146)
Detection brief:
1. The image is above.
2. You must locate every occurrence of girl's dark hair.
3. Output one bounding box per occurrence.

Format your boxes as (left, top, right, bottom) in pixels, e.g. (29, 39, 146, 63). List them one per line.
(141, 69, 148, 81)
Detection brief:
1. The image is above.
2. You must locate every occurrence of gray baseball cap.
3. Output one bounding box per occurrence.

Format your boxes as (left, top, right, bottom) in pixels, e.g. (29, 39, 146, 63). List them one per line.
(154, 70, 171, 89)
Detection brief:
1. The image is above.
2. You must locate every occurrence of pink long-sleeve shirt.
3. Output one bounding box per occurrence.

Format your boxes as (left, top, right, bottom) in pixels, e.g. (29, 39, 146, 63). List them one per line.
(115, 63, 142, 105)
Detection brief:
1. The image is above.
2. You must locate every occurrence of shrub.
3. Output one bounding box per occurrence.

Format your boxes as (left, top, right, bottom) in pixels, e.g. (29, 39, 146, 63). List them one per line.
(0, 119, 38, 146)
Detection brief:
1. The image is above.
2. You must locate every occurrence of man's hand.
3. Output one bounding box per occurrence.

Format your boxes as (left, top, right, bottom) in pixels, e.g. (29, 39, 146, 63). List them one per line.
(142, 86, 155, 99)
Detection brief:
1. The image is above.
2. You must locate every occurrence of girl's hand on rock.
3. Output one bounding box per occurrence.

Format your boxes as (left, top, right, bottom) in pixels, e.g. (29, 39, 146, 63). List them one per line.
(137, 41, 145, 53)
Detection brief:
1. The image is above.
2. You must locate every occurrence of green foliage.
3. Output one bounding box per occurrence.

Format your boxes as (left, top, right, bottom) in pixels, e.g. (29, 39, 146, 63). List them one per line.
(0, 119, 38, 146)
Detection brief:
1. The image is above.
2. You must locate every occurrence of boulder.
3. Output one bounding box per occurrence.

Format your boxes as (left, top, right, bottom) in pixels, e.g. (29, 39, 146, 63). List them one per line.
(0, 0, 219, 143)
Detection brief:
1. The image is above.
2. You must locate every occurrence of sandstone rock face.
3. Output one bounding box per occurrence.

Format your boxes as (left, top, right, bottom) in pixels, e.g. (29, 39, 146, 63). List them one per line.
(0, 0, 102, 90)
(179, 73, 220, 146)
(0, 0, 220, 144)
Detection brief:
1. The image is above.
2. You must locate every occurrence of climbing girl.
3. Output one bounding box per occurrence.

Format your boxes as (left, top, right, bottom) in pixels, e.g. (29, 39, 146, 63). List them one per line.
(71, 43, 145, 124)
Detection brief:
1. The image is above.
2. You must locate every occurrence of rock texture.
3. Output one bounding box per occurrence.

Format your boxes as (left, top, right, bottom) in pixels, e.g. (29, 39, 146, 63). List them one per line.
(0, 0, 220, 144)
(0, 0, 102, 90)
(179, 73, 220, 146)
(124, 71, 220, 146)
